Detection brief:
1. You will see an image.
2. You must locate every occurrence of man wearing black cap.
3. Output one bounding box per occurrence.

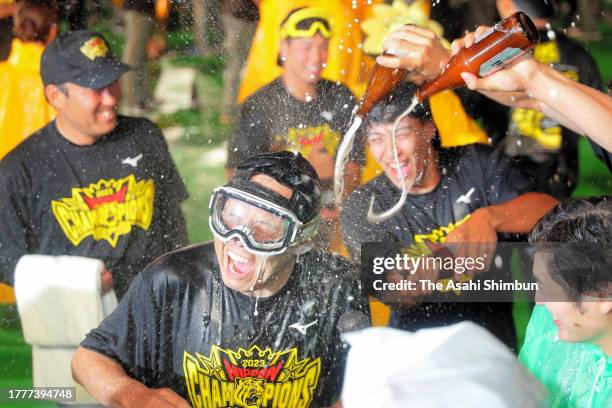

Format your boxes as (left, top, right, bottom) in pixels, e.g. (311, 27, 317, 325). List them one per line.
(340, 83, 558, 349)
(0, 30, 188, 298)
(72, 151, 368, 407)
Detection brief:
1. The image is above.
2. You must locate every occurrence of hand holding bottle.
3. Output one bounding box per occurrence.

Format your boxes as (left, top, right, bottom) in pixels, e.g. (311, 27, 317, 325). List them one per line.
(376, 25, 451, 85)
(451, 26, 612, 153)
(450, 25, 539, 93)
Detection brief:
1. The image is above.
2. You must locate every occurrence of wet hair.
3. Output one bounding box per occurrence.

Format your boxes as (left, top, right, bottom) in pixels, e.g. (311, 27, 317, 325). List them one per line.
(529, 197, 612, 304)
(508, 0, 556, 19)
(363, 82, 431, 128)
(13, 0, 58, 43)
(230, 151, 322, 223)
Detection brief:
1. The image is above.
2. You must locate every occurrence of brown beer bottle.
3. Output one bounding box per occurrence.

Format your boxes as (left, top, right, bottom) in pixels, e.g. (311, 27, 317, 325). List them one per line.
(416, 11, 539, 101)
(356, 64, 407, 118)
(355, 11, 539, 117)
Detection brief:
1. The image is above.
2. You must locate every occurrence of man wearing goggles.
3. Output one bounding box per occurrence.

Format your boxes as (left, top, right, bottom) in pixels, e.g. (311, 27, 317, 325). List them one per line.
(227, 7, 363, 249)
(73, 152, 369, 407)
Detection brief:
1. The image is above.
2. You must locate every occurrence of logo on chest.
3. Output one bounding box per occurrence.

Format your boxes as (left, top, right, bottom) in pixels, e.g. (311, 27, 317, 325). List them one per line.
(51, 174, 155, 247)
(275, 124, 341, 159)
(183, 345, 321, 408)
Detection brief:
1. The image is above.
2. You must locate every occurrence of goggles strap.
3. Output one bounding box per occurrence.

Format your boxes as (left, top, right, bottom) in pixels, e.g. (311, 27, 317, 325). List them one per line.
(228, 175, 294, 213)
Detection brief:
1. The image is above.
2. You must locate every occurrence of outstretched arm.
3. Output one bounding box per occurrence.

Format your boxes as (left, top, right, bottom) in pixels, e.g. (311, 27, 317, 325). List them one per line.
(450, 27, 612, 152)
(72, 347, 190, 408)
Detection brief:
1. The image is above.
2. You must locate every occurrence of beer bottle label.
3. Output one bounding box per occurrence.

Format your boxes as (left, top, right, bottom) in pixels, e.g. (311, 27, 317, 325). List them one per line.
(479, 47, 522, 77)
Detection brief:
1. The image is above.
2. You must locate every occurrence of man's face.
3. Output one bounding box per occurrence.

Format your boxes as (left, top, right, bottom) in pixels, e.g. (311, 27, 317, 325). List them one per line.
(50, 81, 121, 144)
(534, 253, 612, 344)
(367, 116, 435, 189)
(213, 175, 296, 294)
(281, 34, 329, 86)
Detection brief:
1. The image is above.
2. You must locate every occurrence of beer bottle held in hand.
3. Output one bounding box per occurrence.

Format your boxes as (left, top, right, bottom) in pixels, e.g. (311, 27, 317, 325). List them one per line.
(356, 64, 407, 118)
(335, 12, 538, 207)
(416, 11, 539, 101)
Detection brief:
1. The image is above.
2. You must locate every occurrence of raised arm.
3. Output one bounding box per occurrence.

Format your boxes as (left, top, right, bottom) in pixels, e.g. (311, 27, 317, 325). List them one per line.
(450, 27, 612, 152)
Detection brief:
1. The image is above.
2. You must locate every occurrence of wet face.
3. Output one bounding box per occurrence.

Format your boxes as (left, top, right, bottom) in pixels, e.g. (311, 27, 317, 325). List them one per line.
(47, 81, 120, 145)
(534, 253, 612, 345)
(280, 34, 329, 86)
(367, 116, 436, 190)
(213, 175, 297, 296)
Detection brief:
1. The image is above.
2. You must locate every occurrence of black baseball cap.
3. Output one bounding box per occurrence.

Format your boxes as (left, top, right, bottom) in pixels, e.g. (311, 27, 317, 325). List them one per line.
(41, 30, 130, 89)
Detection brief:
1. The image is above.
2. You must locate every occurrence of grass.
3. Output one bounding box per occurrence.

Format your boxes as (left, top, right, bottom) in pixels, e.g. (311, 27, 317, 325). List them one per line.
(171, 143, 227, 243)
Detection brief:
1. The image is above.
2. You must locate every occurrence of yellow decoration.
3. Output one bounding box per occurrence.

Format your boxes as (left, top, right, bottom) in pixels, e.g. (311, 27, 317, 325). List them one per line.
(361, 0, 447, 56)
(237, 0, 383, 103)
(0, 39, 56, 160)
(0, 38, 56, 303)
(430, 90, 489, 147)
(79, 37, 110, 60)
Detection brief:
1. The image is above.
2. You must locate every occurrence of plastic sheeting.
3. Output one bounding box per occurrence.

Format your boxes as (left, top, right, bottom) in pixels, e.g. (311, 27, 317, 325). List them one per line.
(343, 322, 546, 408)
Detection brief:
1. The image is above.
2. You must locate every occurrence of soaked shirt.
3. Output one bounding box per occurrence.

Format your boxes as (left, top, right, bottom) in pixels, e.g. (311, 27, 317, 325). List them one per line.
(0, 116, 188, 298)
(341, 144, 533, 348)
(81, 243, 368, 407)
(228, 78, 361, 169)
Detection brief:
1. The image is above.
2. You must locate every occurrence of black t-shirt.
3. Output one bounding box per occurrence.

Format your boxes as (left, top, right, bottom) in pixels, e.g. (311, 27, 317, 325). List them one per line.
(340, 144, 533, 348)
(0, 116, 188, 298)
(81, 242, 369, 407)
(502, 29, 603, 197)
(228, 78, 361, 170)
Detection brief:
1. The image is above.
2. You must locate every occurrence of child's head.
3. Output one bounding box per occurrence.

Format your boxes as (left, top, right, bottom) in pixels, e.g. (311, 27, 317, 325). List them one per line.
(529, 197, 612, 345)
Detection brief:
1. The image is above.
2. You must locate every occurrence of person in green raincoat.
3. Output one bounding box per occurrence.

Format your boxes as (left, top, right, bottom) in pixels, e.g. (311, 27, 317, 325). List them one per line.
(520, 197, 612, 407)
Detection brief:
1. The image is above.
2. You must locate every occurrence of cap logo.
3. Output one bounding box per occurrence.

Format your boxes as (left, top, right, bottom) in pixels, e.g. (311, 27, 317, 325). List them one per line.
(80, 37, 109, 61)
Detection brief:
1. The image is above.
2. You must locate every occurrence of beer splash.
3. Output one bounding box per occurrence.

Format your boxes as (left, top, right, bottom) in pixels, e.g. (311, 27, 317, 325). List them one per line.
(334, 64, 408, 208)
(333, 114, 362, 207)
(366, 96, 419, 223)
(334, 12, 539, 222)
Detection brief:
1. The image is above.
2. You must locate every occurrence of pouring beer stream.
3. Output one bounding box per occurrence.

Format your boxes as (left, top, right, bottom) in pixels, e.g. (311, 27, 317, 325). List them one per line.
(333, 11, 540, 223)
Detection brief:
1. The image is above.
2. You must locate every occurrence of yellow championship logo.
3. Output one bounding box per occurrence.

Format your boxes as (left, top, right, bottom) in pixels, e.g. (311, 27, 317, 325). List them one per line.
(79, 37, 110, 60)
(183, 345, 321, 408)
(276, 124, 341, 160)
(51, 175, 154, 247)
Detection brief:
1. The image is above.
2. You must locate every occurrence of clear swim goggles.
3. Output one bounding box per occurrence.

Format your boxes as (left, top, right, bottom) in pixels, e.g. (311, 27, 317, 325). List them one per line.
(209, 186, 319, 255)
